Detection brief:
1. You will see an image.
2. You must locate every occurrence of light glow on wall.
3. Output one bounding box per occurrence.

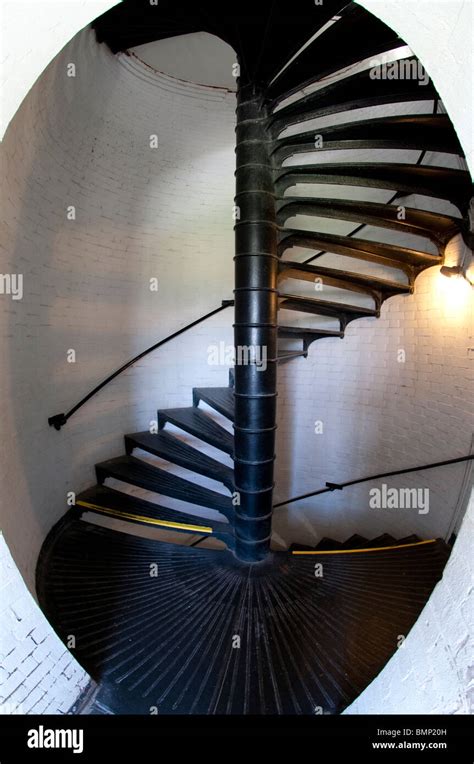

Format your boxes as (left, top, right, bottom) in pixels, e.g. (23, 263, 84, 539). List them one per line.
(434, 267, 473, 319)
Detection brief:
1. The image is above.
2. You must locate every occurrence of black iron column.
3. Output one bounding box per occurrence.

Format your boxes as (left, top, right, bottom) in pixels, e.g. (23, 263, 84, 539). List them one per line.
(233, 82, 278, 562)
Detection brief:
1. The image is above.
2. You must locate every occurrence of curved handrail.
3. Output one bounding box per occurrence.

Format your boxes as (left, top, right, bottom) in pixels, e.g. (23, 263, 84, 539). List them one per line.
(48, 300, 234, 431)
(273, 454, 474, 508)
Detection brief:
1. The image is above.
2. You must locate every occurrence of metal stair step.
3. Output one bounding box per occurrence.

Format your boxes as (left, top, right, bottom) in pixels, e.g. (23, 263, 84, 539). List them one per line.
(277, 198, 461, 251)
(315, 538, 344, 551)
(269, 62, 436, 134)
(275, 164, 472, 214)
(76, 485, 232, 539)
(272, 115, 463, 162)
(279, 260, 412, 301)
(397, 535, 422, 546)
(278, 229, 441, 278)
(369, 534, 398, 548)
(341, 534, 370, 549)
(287, 542, 317, 552)
(125, 430, 234, 490)
(279, 294, 378, 327)
(95, 455, 233, 519)
(278, 326, 344, 341)
(267, 4, 404, 103)
(193, 387, 235, 422)
(158, 407, 234, 456)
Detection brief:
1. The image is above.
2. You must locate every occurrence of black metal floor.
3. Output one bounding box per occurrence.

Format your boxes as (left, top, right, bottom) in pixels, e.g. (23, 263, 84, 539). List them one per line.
(37, 517, 449, 715)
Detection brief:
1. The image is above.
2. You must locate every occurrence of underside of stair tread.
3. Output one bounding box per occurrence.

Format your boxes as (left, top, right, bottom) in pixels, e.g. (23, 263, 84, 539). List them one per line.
(279, 293, 378, 322)
(76, 485, 232, 538)
(279, 260, 412, 298)
(274, 164, 472, 213)
(277, 198, 461, 249)
(267, 3, 403, 102)
(278, 229, 441, 274)
(158, 407, 234, 456)
(272, 115, 464, 160)
(278, 326, 344, 340)
(125, 430, 234, 489)
(193, 387, 235, 422)
(95, 455, 233, 519)
(37, 519, 450, 715)
(270, 61, 437, 133)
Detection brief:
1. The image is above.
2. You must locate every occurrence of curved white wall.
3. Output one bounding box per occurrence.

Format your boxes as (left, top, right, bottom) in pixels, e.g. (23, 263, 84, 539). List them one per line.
(345, 487, 473, 714)
(273, 257, 473, 547)
(1, 27, 236, 589)
(0, 0, 118, 139)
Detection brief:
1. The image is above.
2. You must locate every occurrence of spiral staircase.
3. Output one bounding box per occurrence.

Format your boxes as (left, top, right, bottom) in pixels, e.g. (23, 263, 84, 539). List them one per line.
(38, 1, 473, 714)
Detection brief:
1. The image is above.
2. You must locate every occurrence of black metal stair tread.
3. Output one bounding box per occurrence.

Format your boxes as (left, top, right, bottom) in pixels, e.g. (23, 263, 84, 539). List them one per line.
(158, 407, 234, 456)
(277, 198, 461, 249)
(279, 261, 411, 297)
(272, 115, 463, 160)
(193, 387, 235, 422)
(397, 535, 421, 545)
(278, 326, 344, 339)
(278, 229, 441, 272)
(369, 534, 398, 548)
(316, 538, 344, 551)
(292, 534, 423, 552)
(95, 455, 233, 519)
(341, 534, 370, 549)
(279, 294, 378, 319)
(267, 3, 403, 103)
(274, 164, 472, 213)
(76, 485, 232, 538)
(37, 519, 450, 715)
(125, 430, 234, 490)
(270, 62, 436, 133)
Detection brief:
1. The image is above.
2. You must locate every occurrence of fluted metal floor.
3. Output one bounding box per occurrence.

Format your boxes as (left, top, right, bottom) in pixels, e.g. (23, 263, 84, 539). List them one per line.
(37, 517, 449, 714)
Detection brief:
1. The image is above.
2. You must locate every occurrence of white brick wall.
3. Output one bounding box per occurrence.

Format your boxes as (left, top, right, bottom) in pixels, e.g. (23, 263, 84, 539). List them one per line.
(345, 487, 473, 714)
(273, 259, 473, 547)
(0, 28, 235, 590)
(0, 534, 89, 714)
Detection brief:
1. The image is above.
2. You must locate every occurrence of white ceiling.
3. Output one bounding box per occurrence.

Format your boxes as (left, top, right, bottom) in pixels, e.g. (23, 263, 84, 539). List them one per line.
(130, 32, 237, 91)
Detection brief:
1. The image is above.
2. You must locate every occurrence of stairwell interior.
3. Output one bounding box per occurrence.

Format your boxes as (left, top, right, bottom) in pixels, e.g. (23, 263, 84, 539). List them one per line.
(1, 0, 473, 715)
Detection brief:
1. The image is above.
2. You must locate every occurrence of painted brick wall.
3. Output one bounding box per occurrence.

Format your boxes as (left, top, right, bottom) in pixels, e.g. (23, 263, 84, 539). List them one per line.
(0, 534, 89, 714)
(0, 28, 236, 589)
(345, 487, 473, 714)
(272, 256, 473, 548)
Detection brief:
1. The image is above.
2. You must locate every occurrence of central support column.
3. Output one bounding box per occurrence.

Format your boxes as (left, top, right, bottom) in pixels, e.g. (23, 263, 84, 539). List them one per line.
(233, 82, 278, 562)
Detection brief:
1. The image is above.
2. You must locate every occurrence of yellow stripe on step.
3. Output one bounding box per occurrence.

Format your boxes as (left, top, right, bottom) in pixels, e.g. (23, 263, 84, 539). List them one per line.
(292, 539, 437, 555)
(76, 501, 213, 534)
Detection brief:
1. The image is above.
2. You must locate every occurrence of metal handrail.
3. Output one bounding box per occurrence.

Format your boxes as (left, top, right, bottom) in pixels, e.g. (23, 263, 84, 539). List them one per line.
(273, 454, 474, 508)
(48, 300, 234, 431)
